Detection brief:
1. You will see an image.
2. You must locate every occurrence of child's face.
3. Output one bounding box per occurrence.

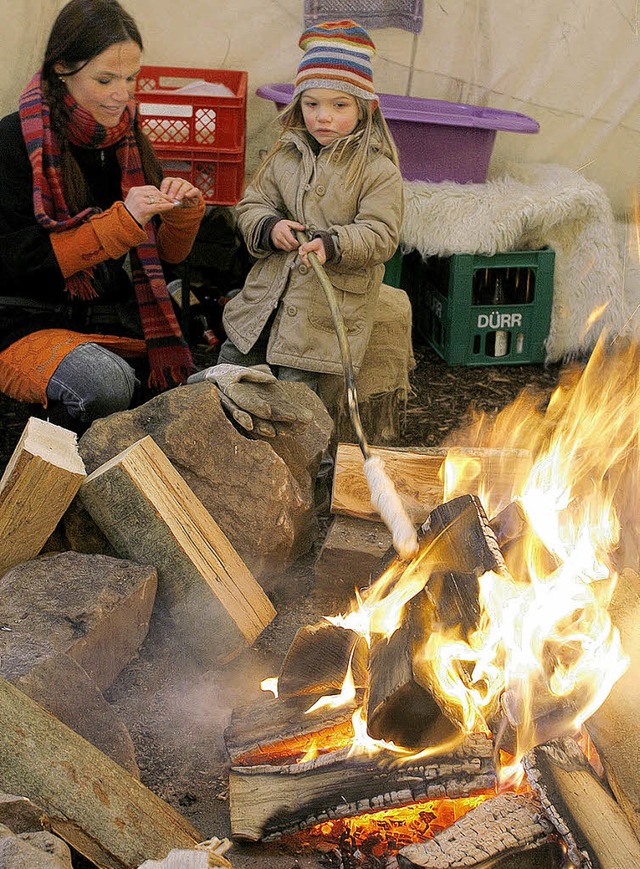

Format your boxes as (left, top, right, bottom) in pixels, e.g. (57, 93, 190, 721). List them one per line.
(300, 88, 360, 146)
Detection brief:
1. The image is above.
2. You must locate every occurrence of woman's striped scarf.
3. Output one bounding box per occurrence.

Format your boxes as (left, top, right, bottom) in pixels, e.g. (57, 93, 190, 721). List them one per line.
(18, 72, 193, 388)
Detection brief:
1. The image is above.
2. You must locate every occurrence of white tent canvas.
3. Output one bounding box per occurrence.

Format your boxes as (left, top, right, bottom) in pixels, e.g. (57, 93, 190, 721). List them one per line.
(3, 0, 639, 318)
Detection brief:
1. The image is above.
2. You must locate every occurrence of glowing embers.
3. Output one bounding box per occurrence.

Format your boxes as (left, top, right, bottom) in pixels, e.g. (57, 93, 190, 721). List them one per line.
(289, 794, 492, 862)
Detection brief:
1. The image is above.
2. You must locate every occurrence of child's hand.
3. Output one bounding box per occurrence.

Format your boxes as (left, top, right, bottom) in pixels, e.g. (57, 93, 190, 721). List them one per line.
(298, 236, 327, 267)
(271, 219, 305, 252)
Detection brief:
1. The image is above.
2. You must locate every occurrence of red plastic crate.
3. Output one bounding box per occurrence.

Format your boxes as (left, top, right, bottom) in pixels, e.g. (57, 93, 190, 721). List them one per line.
(136, 66, 247, 153)
(154, 148, 245, 206)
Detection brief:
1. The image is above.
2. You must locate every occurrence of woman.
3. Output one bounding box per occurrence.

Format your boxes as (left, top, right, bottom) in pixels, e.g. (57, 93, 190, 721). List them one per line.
(0, 0, 205, 431)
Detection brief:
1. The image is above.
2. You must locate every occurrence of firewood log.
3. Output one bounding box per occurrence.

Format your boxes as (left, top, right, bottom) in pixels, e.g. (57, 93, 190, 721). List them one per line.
(366, 495, 505, 747)
(229, 734, 496, 842)
(332, 444, 531, 524)
(0, 417, 85, 577)
(396, 791, 565, 868)
(584, 568, 640, 840)
(277, 621, 368, 698)
(223, 695, 358, 766)
(0, 675, 202, 868)
(523, 736, 640, 868)
(366, 590, 459, 750)
(78, 436, 276, 666)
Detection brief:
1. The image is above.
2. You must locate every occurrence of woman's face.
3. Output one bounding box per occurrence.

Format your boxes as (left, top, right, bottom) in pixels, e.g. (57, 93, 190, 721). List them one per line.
(55, 40, 141, 128)
(300, 88, 360, 146)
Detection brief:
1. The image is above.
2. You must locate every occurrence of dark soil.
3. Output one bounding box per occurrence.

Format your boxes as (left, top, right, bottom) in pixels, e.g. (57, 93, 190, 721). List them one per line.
(0, 340, 563, 868)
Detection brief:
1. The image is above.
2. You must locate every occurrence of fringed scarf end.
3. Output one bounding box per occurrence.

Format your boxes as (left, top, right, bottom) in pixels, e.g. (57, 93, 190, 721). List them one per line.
(148, 364, 194, 391)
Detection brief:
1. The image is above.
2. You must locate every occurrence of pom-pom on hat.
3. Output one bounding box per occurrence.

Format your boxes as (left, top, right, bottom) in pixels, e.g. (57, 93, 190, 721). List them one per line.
(293, 20, 377, 102)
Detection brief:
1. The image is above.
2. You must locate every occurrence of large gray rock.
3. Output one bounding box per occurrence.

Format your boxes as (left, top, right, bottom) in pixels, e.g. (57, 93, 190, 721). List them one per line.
(0, 824, 72, 869)
(74, 381, 333, 580)
(15, 653, 139, 777)
(0, 551, 157, 692)
(0, 794, 46, 836)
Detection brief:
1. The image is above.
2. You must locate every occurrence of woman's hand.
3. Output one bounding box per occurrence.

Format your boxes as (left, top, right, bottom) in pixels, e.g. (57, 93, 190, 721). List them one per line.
(124, 185, 177, 226)
(160, 177, 205, 208)
(270, 219, 305, 252)
(298, 236, 327, 266)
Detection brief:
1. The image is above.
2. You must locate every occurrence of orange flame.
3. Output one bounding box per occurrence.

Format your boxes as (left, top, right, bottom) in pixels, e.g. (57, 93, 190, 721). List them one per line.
(308, 334, 634, 780)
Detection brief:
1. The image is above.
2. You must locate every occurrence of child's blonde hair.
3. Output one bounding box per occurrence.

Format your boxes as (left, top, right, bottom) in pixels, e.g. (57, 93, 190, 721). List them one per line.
(252, 92, 400, 193)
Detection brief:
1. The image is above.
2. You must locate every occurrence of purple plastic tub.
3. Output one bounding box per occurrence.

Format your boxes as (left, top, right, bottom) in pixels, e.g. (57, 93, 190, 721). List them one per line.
(256, 83, 539, 183)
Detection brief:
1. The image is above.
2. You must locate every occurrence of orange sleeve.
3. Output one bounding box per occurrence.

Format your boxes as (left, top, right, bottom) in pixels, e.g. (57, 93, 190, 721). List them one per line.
(50, 201, 147, 278)
(156, 198, 206, 264)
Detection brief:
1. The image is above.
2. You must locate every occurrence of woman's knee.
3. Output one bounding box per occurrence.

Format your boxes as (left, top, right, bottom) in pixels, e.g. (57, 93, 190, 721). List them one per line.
(47, 343, 138, 422)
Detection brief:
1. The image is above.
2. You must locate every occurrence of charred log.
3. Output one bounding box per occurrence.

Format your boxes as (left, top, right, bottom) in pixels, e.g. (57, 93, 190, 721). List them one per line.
(366, 590, 460, 750)
(396, 791, 565, 868)
(229, 734, 496, 842)
(277, 621, 368, 698)
(367, 496, 503, 747)
(223, 695, 357, 766)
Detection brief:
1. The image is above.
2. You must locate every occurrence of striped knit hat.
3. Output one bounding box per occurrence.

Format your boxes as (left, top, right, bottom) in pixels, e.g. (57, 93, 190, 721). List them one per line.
(293, 20, 377, 102)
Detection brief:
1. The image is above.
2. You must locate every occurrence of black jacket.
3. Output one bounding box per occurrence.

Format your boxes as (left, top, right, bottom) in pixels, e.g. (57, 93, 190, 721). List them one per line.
(0, 111, 137, 351)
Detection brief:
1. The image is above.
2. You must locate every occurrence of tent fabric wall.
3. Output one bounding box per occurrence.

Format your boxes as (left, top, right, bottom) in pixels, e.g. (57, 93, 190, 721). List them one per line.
(2, 0, 639, 313)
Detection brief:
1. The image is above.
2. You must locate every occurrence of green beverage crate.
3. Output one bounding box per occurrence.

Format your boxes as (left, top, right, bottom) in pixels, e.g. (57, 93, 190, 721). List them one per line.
(406, 248, 555, 366)
(383, 247, 404, 288)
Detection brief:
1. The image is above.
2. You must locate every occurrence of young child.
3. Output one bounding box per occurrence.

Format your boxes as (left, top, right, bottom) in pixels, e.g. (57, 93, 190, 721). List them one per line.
(218, 20, 404, 405)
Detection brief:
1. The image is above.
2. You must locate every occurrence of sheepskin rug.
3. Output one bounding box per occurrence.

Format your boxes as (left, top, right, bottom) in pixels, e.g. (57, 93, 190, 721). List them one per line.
(400, 162, 629, 363)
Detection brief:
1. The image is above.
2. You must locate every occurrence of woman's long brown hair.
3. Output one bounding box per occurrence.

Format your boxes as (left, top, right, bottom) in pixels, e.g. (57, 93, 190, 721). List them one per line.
(42, 0, 162, 213)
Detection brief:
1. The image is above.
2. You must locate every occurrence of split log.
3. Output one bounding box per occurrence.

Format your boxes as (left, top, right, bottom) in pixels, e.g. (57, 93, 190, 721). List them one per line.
(331, 444, 531, 524)
(229, 733, 496, 842)
(78, 436, 276, 666)
(489, 500, 528, 551)
(366, 590, 460, 750)
(366, 495, 504, 747)
(313, 514, 392, 604)
(584, 567, 640, 840)
(396, 791, 564, 868)
(0, 417, 85, 577)
(277, 621, 368, 698)
(223, 695, 358, 766)
(0, 674, 202, 869)
(523, 736, 640, 869)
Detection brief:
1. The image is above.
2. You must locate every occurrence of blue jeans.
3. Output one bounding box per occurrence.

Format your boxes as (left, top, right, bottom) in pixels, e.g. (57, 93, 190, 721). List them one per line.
(45, 342, 138, 427)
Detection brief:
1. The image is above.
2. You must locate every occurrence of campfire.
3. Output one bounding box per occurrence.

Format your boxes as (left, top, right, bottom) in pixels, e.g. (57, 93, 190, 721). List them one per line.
(224, 336, 640, 868)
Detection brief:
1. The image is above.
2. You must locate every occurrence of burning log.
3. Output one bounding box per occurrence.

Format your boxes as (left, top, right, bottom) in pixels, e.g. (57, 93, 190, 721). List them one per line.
(488, 683, 583, 757)
(489, 499, 528, 551)
(332, 444, 446, 523)
(277, 621, 368, 698)
(585, 568, 640, 840)
(395, 791, 564, 868)
(523, 736, 640, 868)
(366, 590, 460, 750)
(366, 495, 504, 747)
(0, 675, 202, 868)
(223, 695, 358, 766)
(78, 435, 276, 666)
(229, 733, 496, 842)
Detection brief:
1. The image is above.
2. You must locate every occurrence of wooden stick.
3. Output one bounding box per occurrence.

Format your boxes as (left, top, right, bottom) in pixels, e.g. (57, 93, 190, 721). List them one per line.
(294, 229, 418, 559)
